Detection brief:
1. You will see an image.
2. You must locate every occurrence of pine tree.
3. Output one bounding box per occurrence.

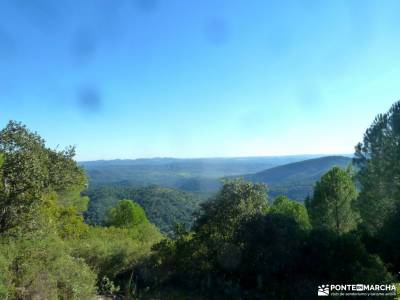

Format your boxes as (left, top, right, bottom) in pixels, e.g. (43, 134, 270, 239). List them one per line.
(307, 167, 359, 235)
(354, 101, 400, 234)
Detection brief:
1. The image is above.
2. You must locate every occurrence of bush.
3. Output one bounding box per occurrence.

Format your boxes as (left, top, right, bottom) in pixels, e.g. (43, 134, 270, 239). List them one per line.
(0, 232, 97, 300)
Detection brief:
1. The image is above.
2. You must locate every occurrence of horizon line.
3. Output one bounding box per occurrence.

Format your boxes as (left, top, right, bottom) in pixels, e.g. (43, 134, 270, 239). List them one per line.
(78, 153, 354, 163)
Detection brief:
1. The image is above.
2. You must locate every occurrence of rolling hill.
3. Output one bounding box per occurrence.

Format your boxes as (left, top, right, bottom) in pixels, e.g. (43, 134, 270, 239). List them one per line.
(80, 155, 323, 192)
(243, 156, 352, 201)
(82, 155, 353, 233)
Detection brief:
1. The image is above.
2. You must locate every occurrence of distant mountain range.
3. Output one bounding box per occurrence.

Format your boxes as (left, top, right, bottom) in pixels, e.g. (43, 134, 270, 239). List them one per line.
(80, 155, 322, 190)
(81, 155, 352, 201)
(80, 155, 325, 178)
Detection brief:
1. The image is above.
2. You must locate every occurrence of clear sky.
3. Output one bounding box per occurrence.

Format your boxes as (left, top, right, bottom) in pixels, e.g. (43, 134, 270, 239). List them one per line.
(1, 0, 400, 161)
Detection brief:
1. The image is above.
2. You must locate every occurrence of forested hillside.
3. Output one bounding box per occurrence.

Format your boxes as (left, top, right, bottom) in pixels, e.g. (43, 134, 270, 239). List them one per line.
(244, 156, 352, 200)
(83, 155, 352, 202)
(84, 186, 205, 234)
(83, 156, 352, 233)
(81, 155, 323, 192)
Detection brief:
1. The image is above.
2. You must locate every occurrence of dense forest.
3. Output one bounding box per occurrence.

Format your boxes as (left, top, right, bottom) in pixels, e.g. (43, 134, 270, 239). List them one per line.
(84, 186, 205, 234)
(1, 101, 400, 299)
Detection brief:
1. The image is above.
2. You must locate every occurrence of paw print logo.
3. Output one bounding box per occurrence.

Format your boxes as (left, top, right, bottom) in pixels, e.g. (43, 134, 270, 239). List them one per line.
(318, 285, 330, 296)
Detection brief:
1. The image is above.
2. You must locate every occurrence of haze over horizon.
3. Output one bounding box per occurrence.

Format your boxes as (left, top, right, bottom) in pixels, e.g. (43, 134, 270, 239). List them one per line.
(78, 153, 352, 163)
(1, 0, 400, 160)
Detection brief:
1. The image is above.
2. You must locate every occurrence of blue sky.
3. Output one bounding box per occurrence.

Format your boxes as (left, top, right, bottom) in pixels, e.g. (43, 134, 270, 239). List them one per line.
(1, 0, 400, 161)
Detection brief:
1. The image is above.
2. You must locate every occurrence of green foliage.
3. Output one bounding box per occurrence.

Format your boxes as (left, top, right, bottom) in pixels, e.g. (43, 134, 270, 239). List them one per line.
(146, 180, 270, 295)
(85, 186, 205, 234)
(302, 230, 393, 285)
(0, 121, 88, 234)
(99, 276, 120, 296)
(69, 224, 162, 288)
(194, 179, 269, 239)
(352, 101, 400, 274)
(188, 179, 269, 282)
(55, 205, 89, 239)
(0, 121, 48, 233)
(270, 195, 311, 229)
(0, 232, 96, 300)
(395, 283, 400, 298)
(105, 200, 148, 228)
(306, 167, 359, 235)
(0, 121, 166, 298)
(354, 101, 400, 234)
(0, 251, 12, 299)
(361, 202, 400, 274)
(0, 121, 99, 298)
(57, 187, 90, 214)
(149, 180, 393, 299)
(245, 156, 352, 201)
(70, 199, 164, 294)
(234, 213, 307, 298)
